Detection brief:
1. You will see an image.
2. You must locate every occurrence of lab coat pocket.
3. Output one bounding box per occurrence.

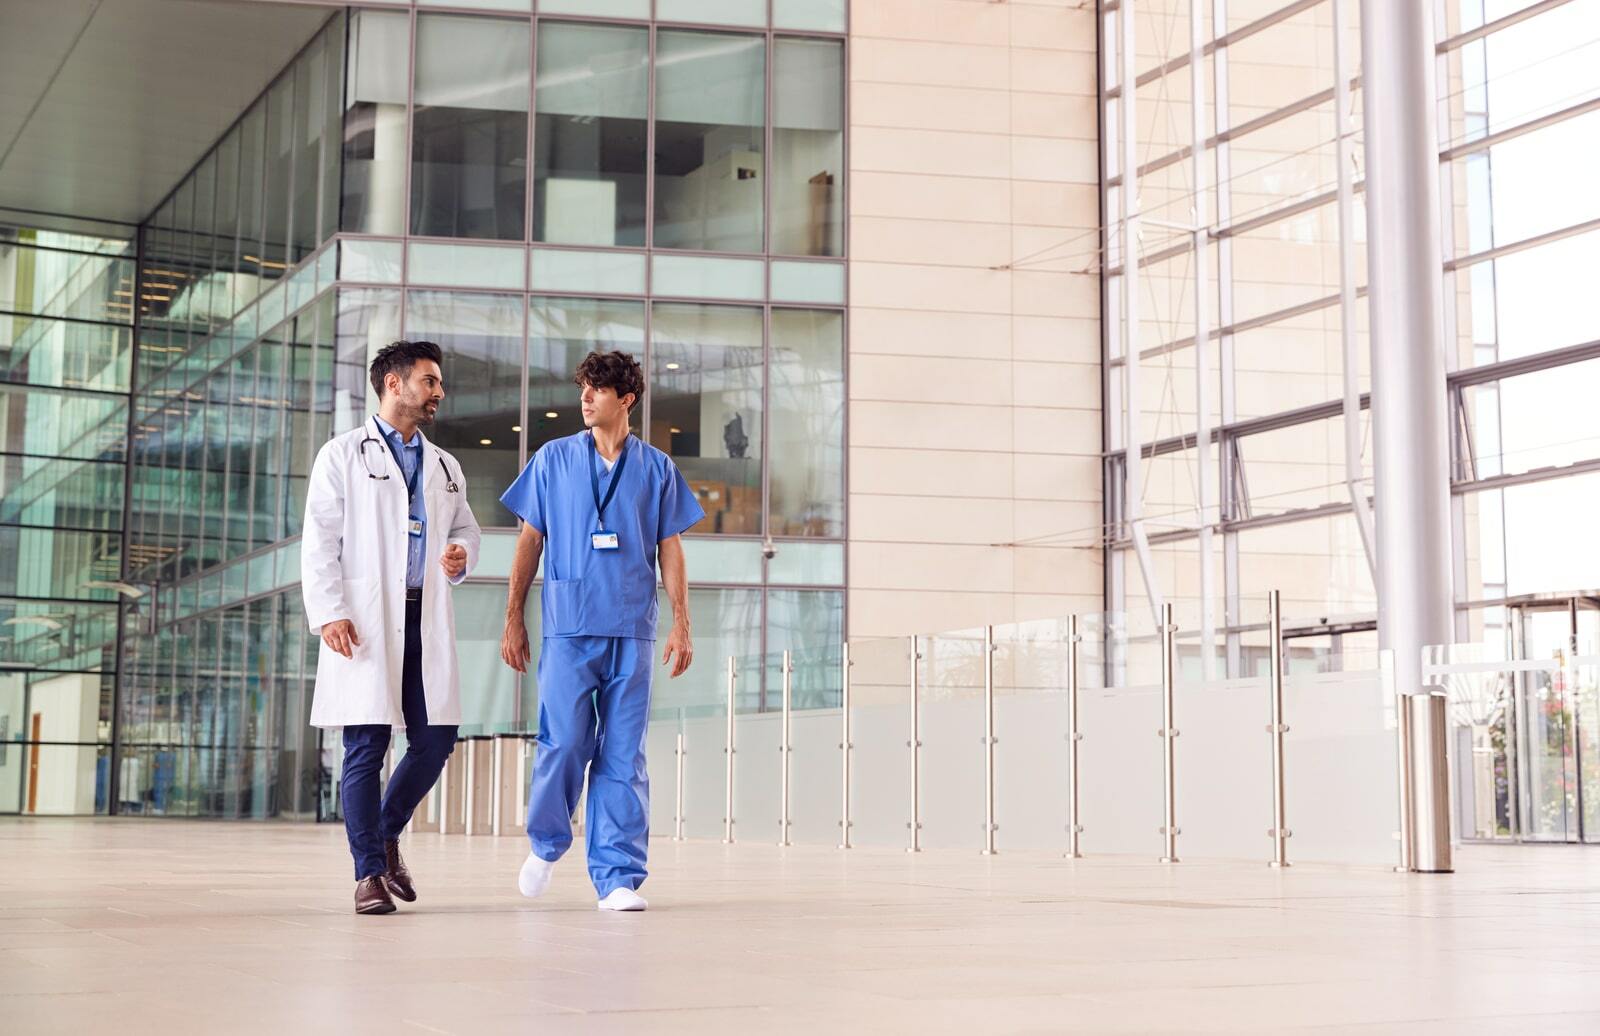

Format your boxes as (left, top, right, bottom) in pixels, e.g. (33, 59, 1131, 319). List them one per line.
(337, 577, 382, 657)
(544, 577, 585, 636)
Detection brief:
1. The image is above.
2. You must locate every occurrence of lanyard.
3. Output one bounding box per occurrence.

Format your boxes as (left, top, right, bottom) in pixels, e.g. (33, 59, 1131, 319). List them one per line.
(376, 418, 423, 516)
(588, 432, 630, 530)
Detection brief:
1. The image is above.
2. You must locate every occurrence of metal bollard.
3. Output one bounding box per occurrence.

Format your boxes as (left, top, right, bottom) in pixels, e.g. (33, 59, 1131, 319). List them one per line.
(1266, 591, 1291, 867)
(723, 656, 736, 844)
(1158, 603, 1180, 863)
(1066, 615, 1084, 858)
(673, 707, 685, 842)
(492, 734, 524, 837)
(840, 642, 853, 849)
(464, 736, 494, 835)
(439, 738, 466, 835)
(908, 635, 923, 853)
(983, 625, 997, 856)
(779, 650, 793, 847)
(1405, 690, 1453, 873)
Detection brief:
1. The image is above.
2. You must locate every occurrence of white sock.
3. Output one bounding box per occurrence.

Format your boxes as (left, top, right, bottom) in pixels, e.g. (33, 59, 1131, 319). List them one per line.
(518, 853, 554, 899)
(597, 887, 647, 912)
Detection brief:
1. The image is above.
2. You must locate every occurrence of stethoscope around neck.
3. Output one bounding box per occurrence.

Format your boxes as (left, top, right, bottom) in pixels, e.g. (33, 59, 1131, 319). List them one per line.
(359, 417, 460, 493)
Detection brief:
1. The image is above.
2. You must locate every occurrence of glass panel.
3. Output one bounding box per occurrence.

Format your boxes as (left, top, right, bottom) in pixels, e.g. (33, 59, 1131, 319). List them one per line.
(528, 247, 646, 294)
(407, 241, 525, 290)
(0, 383, 127, 460)
(656, 0, 765, 28)
(766, 541, 843, 585)
(774, 0, 846, 33)
(0, 244, 136, 325)
(236, 104, 267, 310)
(651, 253, 763, 300)
(319, 20, 343, 244)
(343, 10, 410, 236)
(0, 454, 124, 532)
(678, 536, 763, 583)
(262, 76, 294, 284)
(772, 38, 844, 256)
(213, 127, 240, 321)
(541, 0, 647, 16)
(340, 238, 404, 283)
(527, 295, 645, 455)
(0, 601, 120, 673)
(291, 33, 324, 264)
(649, 302, 763, 536)
(0, 315, 131, 392)
(420, 0, 528, 9)
(533, 23, 648, 247)
(769, 259, 844, 304)
(412, 14, 531, 240)
(653, 31, 765, 253)
(769, 307, 842, 538)
(404, 290, 525, 521)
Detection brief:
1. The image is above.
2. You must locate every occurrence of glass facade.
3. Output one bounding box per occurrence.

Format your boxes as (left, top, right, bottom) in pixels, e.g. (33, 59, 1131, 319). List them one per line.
(1097, 0, 1600, 680)
(3, 5, 846, 817)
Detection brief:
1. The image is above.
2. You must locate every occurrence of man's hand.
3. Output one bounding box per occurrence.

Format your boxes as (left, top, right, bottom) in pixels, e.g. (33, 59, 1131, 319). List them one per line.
(662, 624, 693, 678)
(501, 616, 532, 674)
(441, 543, 468, 579)
(321, 619, 359, 659)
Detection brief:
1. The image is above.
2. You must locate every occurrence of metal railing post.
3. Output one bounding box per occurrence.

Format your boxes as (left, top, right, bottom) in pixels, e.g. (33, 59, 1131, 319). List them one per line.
(1066, 615, 1084, 858)
(1159, 603, 1180, 863)
(779, 649, 792, 847)
(840, 642, 853, 849)
(673, 707, 685, 842)
(1267, 590, 1291, 867)
(983, 625, 997, 856)
(908, 635, 922, 853)
(723, 656, 736, 844)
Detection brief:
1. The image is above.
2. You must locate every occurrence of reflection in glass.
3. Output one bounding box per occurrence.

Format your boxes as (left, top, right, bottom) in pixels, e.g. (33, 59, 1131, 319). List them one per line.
(649, 302, 763, 536)
(653, 31, 765, 252)
(264, 72, 296, 278)
(769, 308, 843, 537)
(772, 39, 844, 256)
(332, 288, 401, 436)
(411, 14, 531, 240)
(342, 10, 410, 236)
(290, 32, 324, 264)
(652, 586, 762, 715)
(528, 296, 645, 455)
(404, 290, 524, 521)
(235, 105, 267, 311)
(766, 589, 843, 709)
(534, 23, 648, 247)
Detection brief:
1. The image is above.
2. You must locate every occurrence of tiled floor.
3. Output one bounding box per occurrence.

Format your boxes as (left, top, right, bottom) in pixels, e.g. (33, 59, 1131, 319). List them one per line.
(3, 819, 1600, 1033)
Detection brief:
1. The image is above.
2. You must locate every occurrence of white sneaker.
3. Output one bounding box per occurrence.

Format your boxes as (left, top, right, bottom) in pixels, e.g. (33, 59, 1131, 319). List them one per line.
(597, 887, 647, 912)
(518, 853, 554, 898)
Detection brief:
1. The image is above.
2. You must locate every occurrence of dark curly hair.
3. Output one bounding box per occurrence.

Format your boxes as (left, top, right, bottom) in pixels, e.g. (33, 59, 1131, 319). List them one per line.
(573, 350, 645, 412)
(369, 340, 443, 399)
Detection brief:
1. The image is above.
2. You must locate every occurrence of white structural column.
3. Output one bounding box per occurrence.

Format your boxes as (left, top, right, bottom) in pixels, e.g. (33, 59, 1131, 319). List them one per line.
(1358, 0, 1454, 872)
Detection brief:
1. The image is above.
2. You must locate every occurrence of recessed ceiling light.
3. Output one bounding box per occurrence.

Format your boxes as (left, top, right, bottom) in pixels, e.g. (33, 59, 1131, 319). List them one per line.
(479, 438, 492, 446)
(511, 425, 522, 432)
(666, 362, 680, 370)
(545, 411, 558, 419)
(669, 427, 681, 434)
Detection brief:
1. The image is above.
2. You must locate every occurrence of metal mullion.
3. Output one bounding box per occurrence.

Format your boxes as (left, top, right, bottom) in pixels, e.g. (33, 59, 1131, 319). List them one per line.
(1445, 214, 1600, 273)
(1437, 0, 1576, 53)
(1448, 336, 1600, 389)
(759, 3, 773, 700)
(1441, 95, 1600, 164)
(1214, 0, 1241, 678)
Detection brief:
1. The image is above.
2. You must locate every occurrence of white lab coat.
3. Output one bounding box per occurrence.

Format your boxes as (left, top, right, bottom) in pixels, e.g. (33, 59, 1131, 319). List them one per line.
(301, 418, 482, 729)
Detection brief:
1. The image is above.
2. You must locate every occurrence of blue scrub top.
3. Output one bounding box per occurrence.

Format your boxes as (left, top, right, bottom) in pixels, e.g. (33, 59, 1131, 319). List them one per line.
(501, 431, 705, 640)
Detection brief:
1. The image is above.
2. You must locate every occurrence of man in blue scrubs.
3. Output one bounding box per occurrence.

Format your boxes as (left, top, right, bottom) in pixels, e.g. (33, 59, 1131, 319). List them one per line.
(499, 350, 703, 912)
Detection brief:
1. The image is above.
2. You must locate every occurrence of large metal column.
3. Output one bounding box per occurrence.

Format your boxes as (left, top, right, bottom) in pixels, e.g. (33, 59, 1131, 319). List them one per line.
(1360, 0, 1454, 873)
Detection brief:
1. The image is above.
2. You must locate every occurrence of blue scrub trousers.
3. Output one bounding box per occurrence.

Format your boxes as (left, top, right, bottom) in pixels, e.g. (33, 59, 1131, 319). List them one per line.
(526, 636, 653, 897)
(341, 595, 459, 880)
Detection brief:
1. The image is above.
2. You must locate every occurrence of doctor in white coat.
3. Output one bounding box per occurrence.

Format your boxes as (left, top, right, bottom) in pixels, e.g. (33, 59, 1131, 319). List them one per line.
(301, 339, 481, 915)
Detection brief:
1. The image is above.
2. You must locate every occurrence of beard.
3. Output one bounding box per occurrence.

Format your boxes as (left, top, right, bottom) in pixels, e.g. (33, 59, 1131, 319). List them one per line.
(403, 387, 438, 426)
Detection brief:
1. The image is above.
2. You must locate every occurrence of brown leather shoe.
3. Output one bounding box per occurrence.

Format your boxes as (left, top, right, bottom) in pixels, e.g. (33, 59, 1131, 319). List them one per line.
(355, 874, 396, 915)
(383, 840, 416, 903)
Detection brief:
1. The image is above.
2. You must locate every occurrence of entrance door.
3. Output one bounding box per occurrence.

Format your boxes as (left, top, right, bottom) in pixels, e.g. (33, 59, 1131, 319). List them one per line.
(1505, 597, 1600, 843)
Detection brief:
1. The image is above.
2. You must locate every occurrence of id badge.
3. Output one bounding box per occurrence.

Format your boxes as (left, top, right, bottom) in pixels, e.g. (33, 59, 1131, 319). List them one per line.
(591, 529, 620, 551)
(408, 519, 424, 538)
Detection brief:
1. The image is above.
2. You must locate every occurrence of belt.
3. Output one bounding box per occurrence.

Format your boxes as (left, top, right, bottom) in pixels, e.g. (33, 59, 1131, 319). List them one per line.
(405, 587, 423, 602)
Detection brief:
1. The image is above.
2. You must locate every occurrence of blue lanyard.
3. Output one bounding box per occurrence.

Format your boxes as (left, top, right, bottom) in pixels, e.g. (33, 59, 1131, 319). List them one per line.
(588, 433, 630, 531)
(377, 419, 422, 516)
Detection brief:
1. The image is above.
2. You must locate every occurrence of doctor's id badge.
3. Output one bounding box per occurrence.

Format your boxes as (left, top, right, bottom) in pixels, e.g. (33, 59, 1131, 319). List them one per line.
(591, 530, 620, 551)
(408, 519, 424, 538)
